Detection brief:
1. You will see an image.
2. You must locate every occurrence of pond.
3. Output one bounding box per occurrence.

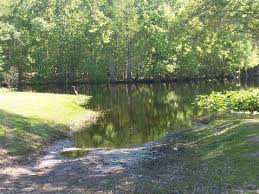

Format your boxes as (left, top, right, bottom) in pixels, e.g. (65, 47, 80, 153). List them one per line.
(33, 81, 257, 149)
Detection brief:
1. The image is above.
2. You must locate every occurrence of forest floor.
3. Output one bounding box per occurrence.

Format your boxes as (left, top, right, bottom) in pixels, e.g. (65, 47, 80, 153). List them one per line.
(1, 111, 259, 193)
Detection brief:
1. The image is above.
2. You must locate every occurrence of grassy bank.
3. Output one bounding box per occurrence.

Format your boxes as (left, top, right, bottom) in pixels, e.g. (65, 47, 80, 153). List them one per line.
(135, 113, 259, 192)
(0, 90, 97, 155)
(169, 114, 259, 192)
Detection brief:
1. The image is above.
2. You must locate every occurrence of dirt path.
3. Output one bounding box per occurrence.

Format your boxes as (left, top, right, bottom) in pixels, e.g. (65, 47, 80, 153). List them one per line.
(0, 130, 186, 194)
(1, 123, 258, 194)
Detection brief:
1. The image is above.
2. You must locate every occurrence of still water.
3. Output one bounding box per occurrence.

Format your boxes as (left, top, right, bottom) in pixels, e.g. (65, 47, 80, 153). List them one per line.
(34, 81, 257, 148)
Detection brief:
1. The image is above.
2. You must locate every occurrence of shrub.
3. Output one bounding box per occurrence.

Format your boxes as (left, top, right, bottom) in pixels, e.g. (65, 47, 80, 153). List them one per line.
(196, 89, 259, 113)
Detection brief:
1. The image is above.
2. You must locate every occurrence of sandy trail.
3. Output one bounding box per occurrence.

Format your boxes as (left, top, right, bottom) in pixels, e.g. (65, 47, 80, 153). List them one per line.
(0, 132, 183, 194)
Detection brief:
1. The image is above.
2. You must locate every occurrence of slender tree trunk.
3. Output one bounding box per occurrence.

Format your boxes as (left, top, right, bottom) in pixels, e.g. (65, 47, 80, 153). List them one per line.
(245, 68, 248, 87)
(108, 44, 114, 82)
(17, 65, 23, 91)
(127, 37, 133, 81)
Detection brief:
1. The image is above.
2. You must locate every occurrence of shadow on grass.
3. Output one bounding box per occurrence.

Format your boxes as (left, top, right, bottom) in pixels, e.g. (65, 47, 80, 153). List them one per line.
(169, 118, 259, 192)
(1, 113, 259, 193)
(0, 109, 67, 155)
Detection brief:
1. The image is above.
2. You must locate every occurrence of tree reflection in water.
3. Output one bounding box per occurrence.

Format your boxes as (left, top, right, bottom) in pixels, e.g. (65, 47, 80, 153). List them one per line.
(72, 82, 238, 148)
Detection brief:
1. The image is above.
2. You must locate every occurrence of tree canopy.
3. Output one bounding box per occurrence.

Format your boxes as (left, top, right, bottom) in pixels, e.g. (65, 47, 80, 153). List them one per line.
(0, 0, 258, 85)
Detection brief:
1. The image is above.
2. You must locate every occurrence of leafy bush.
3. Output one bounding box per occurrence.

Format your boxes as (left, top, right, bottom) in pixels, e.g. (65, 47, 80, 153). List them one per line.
(1, 67, 18, 87)
(196, 90, 259, 113)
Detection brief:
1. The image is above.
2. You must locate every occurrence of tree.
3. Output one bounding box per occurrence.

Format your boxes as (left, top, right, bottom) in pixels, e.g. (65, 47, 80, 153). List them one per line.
(0, 0, 258, 85)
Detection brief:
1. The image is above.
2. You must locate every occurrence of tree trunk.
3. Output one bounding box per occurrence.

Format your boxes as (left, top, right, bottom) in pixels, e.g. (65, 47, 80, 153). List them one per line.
(245, 68, 248, 87)
(127, 37, 133, 81)
(17, 65, 23, 91)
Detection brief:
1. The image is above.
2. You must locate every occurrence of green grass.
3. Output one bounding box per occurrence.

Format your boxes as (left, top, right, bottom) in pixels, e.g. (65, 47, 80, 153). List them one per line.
(0, 90, 95, 155)
(170, 113, 259, 192)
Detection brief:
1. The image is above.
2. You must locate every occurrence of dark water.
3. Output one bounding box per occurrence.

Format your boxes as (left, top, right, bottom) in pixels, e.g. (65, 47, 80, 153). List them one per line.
(32, 81, 258, 148)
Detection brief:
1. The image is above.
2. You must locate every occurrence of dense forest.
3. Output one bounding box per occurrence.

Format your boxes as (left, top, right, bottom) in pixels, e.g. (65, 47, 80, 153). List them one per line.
(0, 0, 258, 85)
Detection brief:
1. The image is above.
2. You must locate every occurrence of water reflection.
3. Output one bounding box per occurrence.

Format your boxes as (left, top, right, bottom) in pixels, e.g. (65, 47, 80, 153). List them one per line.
(72, 82, 239, 148)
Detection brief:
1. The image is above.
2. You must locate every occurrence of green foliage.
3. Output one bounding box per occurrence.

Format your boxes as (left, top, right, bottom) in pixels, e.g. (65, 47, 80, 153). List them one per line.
(0, 0, 258, 84)
(197, 90, 259, 113)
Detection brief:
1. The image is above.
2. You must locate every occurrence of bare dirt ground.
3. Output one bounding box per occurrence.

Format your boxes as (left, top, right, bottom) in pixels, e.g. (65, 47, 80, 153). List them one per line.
(1, 126, 258, 194)
(0, 131, 187, 194)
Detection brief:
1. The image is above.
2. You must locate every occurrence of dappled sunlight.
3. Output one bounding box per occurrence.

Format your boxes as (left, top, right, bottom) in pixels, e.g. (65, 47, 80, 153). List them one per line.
(188, 121, 241, 148)
(202, 144, 226, 160)
(0, 137, 159, 193)
(213, 124, 240, 136)
(1, 167, 35, 177)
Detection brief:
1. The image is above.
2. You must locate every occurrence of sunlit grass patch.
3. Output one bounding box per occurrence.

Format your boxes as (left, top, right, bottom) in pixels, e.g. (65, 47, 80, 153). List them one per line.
(0, 91, 96, 155)
(0, 87, 13, 93)
(0, 92, 90, 125)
